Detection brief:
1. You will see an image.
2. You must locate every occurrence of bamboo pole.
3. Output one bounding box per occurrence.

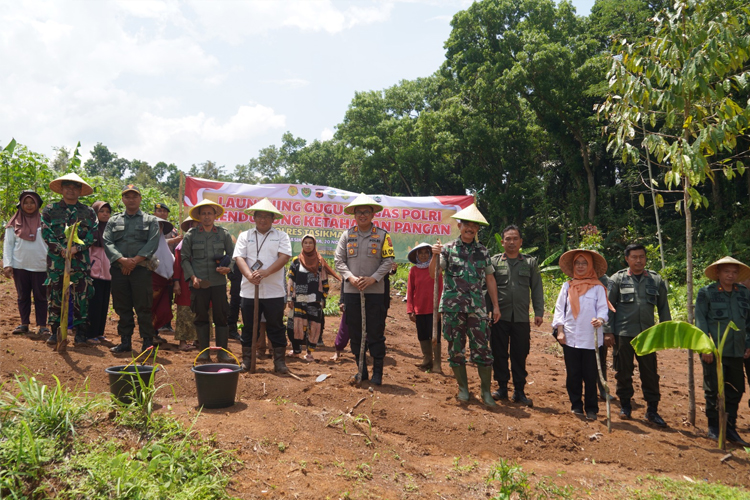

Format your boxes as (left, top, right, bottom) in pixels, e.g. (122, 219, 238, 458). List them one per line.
(432, 238, 443, 374)
(594, 326, 611, 433)
(178, 171, 185, 234)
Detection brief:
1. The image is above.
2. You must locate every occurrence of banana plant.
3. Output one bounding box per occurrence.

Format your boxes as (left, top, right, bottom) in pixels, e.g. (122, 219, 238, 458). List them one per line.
(630, 320, 737, 450)
(57, 222, 83, 353)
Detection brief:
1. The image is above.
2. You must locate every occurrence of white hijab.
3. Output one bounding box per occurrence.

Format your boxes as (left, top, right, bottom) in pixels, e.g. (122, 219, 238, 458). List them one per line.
(154, 232, 174, 279)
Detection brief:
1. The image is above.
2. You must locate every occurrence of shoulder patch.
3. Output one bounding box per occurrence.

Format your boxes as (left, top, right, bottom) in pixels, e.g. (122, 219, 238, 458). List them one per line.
(382, 234, 394, 259)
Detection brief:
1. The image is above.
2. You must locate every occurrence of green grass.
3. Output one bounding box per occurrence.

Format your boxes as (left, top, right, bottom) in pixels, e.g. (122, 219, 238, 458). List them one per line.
(620, 475, 750, 500)
(0, 373, 240, 499)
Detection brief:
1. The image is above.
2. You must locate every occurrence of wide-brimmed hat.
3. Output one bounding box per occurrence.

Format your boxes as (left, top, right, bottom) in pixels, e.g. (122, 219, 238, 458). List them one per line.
(407, 242, 433, 264)
(244, 197, 283, 220)
(16, 190, 43, 209)
(49, 173, 93, 196)
(704, 256, 750, 283)
(189, 199, 225, 221)
(344, 193, 383, 215)
(559, 249, 608, 278)
(451, 203, 488, 226)
(154, 217, 174, 235)
(180, 216, 197, 233)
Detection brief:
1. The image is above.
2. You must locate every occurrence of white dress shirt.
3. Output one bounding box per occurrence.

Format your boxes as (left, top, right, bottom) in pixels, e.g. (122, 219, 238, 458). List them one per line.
(3, 227, 48, 272)
(551, 281, 610, 350)
(233, 227, 292, 299)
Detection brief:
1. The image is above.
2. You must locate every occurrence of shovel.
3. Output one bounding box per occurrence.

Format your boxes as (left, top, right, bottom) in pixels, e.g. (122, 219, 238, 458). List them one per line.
(351, 290, 367, 387)
(250, 284, 260, 373)
(594, 326, 612, 433)
(431, 239, 443, 374)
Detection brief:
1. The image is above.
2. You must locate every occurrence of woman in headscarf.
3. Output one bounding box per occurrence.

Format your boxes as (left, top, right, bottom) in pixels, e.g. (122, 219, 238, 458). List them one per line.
(286, 234, 335, 362)
(151, 217, 176, 344)
(551, 249, 615, 421)
(3, 191, 48, 336)
(86, 201, 113, 344)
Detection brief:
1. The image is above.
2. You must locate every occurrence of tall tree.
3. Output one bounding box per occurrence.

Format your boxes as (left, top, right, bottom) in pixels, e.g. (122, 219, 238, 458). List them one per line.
(84, 142, 129, 178)
(600, 0, 750, 425)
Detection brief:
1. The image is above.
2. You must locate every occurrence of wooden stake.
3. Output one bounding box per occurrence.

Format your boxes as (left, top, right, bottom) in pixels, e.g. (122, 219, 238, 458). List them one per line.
(178, 171, 185, 234)
(431, 238, 443, 374)
(250, 284, 260, 373)
(594, 326, 611, 433)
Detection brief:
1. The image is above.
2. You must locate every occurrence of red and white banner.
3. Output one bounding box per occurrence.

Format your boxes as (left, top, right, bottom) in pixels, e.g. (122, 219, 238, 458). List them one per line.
(184, 176, 473, 262)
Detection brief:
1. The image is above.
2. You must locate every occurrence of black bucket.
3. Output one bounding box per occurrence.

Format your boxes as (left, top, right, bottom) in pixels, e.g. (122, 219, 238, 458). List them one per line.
(191, 363, 241, 409)
(105, 365, 159, 403)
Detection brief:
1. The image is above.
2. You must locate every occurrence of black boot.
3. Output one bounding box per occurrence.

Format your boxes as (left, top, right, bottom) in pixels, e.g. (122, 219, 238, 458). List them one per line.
(240, 345, 253, 372)
(351, 356, 369, 382)
(492, 385, 508, 401)
(111, 335, 133, 353)
(272, 346, 289, 374)
(645, 402, 667, 428)
(619, 399, 632, 419)
(215, 326, 232, 362)
(371, 358, 384, 386)
(727, 415, 750, 446)
(46, 323, 59, 345)
(512, 389, 533, 407)
(228, 328, 242, 341)
(196, 325, 211, 361)
(707, 417, 719, 440)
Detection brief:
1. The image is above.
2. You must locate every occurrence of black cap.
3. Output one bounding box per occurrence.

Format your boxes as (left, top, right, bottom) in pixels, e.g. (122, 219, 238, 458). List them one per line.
(154, 202, 170, 212)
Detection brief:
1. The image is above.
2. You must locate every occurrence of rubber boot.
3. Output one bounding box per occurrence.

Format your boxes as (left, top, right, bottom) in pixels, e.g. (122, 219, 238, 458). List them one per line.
(110, 335, 133, 353)
(272, 346, 289, 374)
(215, 326, 232, 362)
(477, 364, 497, 407)
(727, 415, 750, 446)
(196, 324, 211, 361)
(707, 417, 719, 440)
(240, 345, 253, 372)
(417, 340, 433, 370)
(451, 364, 470, 402)
(371, 357, 384, 386)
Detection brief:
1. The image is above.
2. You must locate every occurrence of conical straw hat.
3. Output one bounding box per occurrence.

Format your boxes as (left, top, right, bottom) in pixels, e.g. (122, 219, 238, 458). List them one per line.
(244, 197, 283, 220)
(451, 203, 488, 226)
(180, 216, 196, 233)
(407, 242, 433, 264)
(189, 199, 225, 221)
(704, 256, 750, 283)
(559, 249, 608, 278)
(49, 173, 94, 196)
(344, 193, 383, 215)
(154, 217, 174, 235)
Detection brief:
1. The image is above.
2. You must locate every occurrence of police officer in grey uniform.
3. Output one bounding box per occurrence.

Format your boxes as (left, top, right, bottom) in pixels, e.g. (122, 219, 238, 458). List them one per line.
(334, 193, 394, 386)
(104, 184, 160, 353)
(181, 199, 235, 362)
(606, 243, 671, 426)
(696, 256, 750, 446)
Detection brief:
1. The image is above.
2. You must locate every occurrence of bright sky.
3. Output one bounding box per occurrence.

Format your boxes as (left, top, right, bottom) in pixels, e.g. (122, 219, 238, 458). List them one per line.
(1, 0, 596, 173)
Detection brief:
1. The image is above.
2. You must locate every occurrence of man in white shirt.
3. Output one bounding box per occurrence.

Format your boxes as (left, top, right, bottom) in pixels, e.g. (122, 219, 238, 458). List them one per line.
(233, 198, 292, 372)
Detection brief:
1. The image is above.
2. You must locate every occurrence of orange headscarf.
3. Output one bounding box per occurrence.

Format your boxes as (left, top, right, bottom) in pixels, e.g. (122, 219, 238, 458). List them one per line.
(568, 251, 615, 319)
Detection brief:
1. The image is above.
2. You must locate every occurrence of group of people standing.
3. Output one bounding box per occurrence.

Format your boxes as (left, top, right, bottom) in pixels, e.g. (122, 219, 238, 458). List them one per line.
(5, 180, 750, 445)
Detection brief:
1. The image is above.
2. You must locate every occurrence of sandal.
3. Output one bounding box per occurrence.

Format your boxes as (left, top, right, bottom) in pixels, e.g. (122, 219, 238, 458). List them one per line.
(178, 341, 196, 351)
(37, 326, 51, 337)
(12, 325, 29, 335)
(86, 337, 101, 345)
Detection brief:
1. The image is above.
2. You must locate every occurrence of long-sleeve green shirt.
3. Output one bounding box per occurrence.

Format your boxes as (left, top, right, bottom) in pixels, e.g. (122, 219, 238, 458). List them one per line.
(486, 253, 544, 322)
(103, 210, 160, 265)
(181, 224, 235, 287)
(41, 200, 97, 272)
(695, 282, 750, 358)
(605, 268, 671, 337)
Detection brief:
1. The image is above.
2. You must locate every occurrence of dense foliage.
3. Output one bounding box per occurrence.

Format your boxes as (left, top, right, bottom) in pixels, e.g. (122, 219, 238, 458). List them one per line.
(2, 0, 749, 283)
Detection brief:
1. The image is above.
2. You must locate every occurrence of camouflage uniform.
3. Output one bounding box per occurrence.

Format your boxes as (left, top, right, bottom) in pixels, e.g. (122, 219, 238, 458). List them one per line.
(41, 200, 97, 330)
(439, 238, 495, 367)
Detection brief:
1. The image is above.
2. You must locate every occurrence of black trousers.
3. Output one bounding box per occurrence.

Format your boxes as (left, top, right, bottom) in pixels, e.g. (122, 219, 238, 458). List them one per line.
(227, 270, 242, 331)
(111, 266, 154, 341)
(191, 285, 228, 327)
(490, 320, 530, 391)
(613, 335, 660, 403)
(703, 356, 745, 419)
(87, 278, 111, 338)
(563, 344, 599, 414)
(240, 296, 286, 348)
(13, 268, 47, 326)
(415, 313, 440, 342)
(344, 292, 386, 361)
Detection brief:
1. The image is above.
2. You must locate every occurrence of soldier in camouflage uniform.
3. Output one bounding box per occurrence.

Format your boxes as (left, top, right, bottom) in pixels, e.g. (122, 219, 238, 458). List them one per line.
(696, 256, 750, 446)
(41, 173, 97, 346)
(429, 204, 500, 407)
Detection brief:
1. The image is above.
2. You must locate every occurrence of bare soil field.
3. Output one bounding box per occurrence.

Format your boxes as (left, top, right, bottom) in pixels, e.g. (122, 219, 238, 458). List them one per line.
(1, 276, 749, 499)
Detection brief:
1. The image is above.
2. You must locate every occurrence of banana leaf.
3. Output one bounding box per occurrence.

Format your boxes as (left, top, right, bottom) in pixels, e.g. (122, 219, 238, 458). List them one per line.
(630, 321, 715, 356)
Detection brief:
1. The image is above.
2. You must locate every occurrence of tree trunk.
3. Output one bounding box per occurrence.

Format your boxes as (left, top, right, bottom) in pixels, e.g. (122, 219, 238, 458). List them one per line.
(574, 131, 597, 221)
(685, 176, 696, 426)
(711, 175, 722, 211)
